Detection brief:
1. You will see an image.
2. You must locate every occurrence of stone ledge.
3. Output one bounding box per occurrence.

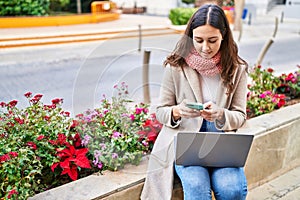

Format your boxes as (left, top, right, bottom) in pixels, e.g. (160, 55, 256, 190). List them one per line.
(29, 103, 300, 200)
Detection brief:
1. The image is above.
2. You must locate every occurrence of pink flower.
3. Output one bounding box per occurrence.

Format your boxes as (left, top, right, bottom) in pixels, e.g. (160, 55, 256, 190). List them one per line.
(259, 93, 266, 98)
(112, 131, 123, 138)
(112, 153, 118, 159)
(135, 107, 144, 115)
(129, 114, 135, 121)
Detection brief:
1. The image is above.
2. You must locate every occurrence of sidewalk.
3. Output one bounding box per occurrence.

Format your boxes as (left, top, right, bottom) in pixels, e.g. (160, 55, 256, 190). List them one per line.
(0, 14, 175, 48)
(247, 165, 300, 199)
(1, 6, 300, 199)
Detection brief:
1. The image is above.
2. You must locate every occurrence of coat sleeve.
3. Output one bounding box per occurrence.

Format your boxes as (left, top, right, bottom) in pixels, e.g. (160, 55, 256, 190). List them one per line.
(155, 66, 181, 128)
(216, 65, 248, 131)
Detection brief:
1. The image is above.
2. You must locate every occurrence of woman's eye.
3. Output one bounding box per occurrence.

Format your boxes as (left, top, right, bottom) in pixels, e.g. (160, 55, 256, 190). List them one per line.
(209, 40, 217, 43)
(195, 40, 203, 43)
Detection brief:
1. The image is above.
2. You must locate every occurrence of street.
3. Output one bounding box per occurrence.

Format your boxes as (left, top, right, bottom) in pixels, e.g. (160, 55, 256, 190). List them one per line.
(0, 32, 299, 115)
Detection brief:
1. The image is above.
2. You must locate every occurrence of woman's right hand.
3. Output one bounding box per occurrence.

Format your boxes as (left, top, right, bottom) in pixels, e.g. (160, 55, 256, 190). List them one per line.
(172, 99, 201, 120)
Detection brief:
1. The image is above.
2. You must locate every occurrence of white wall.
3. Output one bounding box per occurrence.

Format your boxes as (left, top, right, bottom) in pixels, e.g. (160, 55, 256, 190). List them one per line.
(245, 0, 277, 14)
(112, 0, 178, 15)
(145, 0, 179, 16)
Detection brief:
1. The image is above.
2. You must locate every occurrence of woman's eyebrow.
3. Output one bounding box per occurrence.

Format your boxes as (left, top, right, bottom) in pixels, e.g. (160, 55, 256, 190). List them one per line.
(194, 36, 219, 39)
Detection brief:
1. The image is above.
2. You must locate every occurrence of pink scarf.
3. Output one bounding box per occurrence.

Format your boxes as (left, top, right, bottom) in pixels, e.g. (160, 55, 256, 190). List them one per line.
(185, 48, 222, 76)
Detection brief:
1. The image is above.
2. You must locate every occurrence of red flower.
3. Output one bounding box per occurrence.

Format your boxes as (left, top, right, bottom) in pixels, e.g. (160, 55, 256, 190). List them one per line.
(147, 131, 158, 143)
(44, 116, 50, 121)
(49, 140, 57, 145)
(9, 151, 18, 158)
(72, 133, 82, 148)
(30, 94, 43, 104)
(63, 111, 70, 117)
(267, 68, 274, 73)
(26, 141, 37, 150)
(7, 122, 14, 127)
(7, 189, 18, 199)
(51, 146, 91, 181)
(0, 154, 11, 162)
(37, 135, 45, 141)
(34, 94, 43, 100)
(277, 99, 285, 108)
(52, 98, 63, 105)
(0, 102, 6, 107)
(70, 120, 79, 129)
(75, 113, 84, 118)
(14, 117, 24, 125)
(8, 100, 18, 108)
(57, 133, 68, 146)
(24, 92, 32, 98)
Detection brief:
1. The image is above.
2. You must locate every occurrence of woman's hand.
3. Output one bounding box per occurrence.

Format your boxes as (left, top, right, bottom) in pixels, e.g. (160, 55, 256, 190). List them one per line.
(172, 100, 201, 120)
(201, 101, 225, 122)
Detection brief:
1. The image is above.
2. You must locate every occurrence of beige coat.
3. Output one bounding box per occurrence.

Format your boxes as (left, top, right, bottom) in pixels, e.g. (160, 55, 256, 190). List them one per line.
(140, 64, 248, 200)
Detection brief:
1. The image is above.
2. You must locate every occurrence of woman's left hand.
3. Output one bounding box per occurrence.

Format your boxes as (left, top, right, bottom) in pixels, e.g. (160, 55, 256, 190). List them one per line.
(201, 101, 224, 122)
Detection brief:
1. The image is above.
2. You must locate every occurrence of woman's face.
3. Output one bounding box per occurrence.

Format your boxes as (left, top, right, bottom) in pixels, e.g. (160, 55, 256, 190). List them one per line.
(192, 24, 223, 59)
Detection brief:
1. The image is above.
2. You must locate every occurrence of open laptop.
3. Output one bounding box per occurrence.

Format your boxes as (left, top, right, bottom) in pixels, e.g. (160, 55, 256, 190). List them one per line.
(174, 132, 254, 167)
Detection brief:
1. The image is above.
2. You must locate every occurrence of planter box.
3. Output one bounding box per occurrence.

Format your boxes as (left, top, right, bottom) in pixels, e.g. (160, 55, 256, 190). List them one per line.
(29, 103, 300, 200)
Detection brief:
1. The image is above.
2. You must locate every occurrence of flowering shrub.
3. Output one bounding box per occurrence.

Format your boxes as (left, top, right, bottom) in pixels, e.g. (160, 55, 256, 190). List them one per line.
(276, 66, 300, 99)
(0, 93, 91, 199)
(0, 85, 163, 199)
(247, 65, 300, 118)
(74, 82, 160, 172)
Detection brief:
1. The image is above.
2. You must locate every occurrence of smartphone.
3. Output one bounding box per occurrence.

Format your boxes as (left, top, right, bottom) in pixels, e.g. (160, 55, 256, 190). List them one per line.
(186, 102, 203, 110)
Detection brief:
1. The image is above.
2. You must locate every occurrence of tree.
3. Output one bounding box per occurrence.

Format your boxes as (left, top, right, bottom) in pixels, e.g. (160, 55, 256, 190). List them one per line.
(76, 0, 81, 14)
(233, 0, 245, 31)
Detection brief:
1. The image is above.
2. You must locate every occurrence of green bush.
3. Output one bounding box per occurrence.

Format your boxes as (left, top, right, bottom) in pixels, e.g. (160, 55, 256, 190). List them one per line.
(182, 0, 195, 4)
(49, 0, 70, 12)
(169, 7, 197, 25)
(0, 0, 50, 16)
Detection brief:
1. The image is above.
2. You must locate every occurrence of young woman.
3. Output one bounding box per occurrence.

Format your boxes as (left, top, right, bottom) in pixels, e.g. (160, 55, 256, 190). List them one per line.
(141, 4, 248, 200)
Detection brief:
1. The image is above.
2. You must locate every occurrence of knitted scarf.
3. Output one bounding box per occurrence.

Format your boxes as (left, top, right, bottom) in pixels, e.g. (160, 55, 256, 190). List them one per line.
(185, 48, 222, 76)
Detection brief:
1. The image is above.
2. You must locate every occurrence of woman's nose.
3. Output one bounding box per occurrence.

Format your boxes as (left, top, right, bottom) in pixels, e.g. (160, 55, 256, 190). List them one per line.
(202, 41, 210, 51)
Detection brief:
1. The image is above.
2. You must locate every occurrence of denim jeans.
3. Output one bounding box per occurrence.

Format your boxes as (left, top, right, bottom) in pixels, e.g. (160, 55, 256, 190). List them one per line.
(174, 120, 248, 200)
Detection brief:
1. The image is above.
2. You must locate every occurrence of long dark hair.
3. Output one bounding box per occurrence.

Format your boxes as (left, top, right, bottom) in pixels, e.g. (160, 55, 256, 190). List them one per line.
(164, 4, 248, 94)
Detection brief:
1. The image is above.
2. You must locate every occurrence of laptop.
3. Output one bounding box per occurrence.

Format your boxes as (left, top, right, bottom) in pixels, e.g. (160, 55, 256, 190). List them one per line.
(174, 132, 254, 167)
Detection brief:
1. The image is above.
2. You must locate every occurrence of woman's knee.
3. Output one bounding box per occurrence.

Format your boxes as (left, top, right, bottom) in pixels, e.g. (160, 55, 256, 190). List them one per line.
(213, 183, 247, 200)
(211, 168, 248, 200)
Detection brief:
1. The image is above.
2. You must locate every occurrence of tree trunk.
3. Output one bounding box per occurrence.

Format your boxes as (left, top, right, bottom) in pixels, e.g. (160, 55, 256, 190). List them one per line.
(194, 0, 222, 7)
(77, 0, 82, 14)
(233, 0, 245, 31)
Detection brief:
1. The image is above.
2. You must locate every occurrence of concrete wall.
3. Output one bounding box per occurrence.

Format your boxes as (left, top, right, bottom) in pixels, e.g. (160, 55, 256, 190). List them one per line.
(29, 103, 300, 200)
(245, 0, 277, 14)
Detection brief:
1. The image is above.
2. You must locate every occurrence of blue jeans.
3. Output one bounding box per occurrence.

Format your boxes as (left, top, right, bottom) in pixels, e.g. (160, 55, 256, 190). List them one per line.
(174, 120, 248, 200)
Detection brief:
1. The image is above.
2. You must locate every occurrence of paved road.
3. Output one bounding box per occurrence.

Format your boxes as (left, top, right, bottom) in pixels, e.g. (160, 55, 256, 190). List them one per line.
(1, 32, 299, 115)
